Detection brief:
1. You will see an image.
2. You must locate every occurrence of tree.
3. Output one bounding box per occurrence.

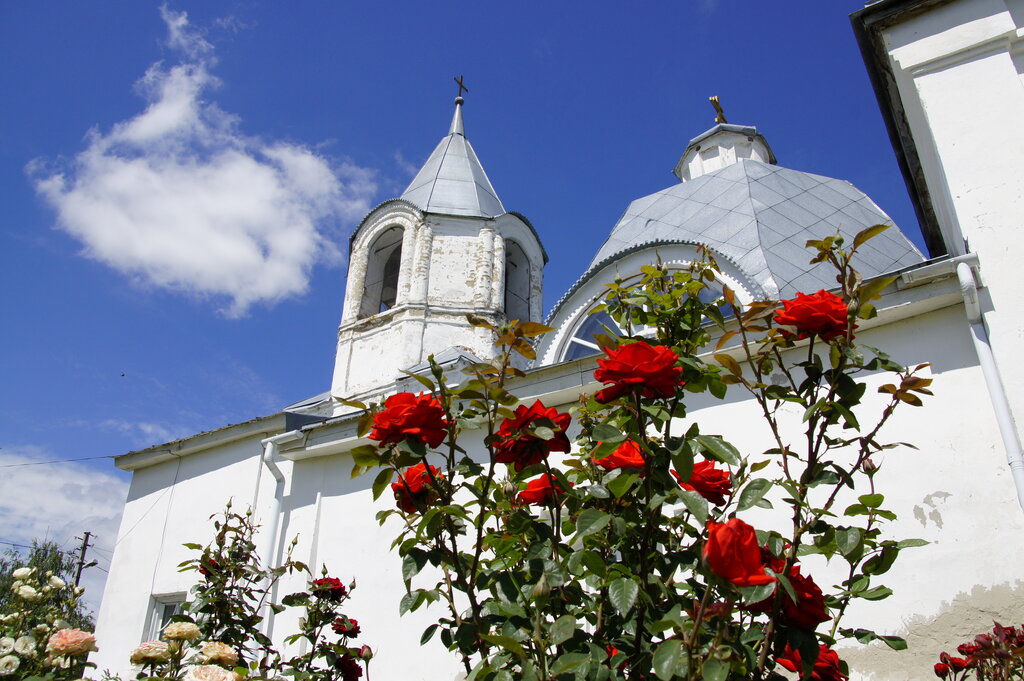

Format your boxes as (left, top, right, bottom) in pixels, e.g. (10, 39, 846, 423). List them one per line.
(0, 540, 93, 630)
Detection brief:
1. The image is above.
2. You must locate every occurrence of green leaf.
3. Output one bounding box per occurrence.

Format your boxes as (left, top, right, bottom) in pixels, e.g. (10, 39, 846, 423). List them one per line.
(880, 635, 908, 650)
(399, 369, 436, 391)
(859, 585, 894, 600)
(736, 478, 771, 512)
(608, 577, 639, 615)
(853, 223, 890, 250)
(702, 657, 728, 681)
(606, 472, 639, 498)
(694, 435, 741, 466)
(402, 549, 429, 582)
(592, 423, 626, 443)
(581, 550, 607, 578)
(739, 581, 776, 605)
(896, 538, 929, 549)
(677, 489, 709, 524)
(653, 640, 683, 681)
(859, 493, 885, 508)
(420, 624, 439, 644)
(532, 426, 555, 441)
(575, 508, 611, 539)
(549, 614, 576, 645)
(480, 634, 527, 658)
(551, 652, 590, 676)
(372, 467, 394, 501)
(835, 527, 862, 557)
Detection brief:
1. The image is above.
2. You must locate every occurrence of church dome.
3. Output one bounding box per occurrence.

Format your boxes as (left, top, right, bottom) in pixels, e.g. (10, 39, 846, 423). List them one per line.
(538, 122, 925, 365)
(587, 124, 923, 301)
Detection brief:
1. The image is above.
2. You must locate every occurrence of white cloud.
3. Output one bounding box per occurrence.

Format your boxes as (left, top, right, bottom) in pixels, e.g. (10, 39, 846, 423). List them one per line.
(96, 419, 193, 448)
(30, 8, 376, 317)
(0, 445, 129, 616)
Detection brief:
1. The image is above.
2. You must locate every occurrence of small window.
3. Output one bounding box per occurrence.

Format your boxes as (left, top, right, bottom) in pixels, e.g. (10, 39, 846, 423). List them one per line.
(145, 593, 185, 641)
(359, 227, 404, 318)
(560, 271, 732, 362)
(504, 241, 531, 322)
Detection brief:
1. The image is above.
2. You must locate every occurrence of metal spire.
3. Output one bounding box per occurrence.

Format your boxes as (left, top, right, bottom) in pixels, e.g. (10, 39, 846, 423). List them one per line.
(450, 75, 467, 136)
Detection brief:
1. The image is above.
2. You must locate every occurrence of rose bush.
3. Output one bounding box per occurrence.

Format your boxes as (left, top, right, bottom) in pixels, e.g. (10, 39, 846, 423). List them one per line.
(0, 560, 96, 680)
(933, 622, 1024, 681)
(347, 227, 930, 680)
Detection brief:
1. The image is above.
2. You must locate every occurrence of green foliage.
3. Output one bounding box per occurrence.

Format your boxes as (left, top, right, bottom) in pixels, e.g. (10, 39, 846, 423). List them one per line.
(0, 540, 93, 630)
(356, 228, 929, 680)
(0, 543, 96, 680)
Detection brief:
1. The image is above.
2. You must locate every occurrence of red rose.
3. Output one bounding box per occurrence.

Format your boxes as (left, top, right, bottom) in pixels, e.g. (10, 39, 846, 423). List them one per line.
(672, 460, 732, 506)
(748, 564, 829, 630)
(494, 400, 571, 471)
(593, 440, 646, 471)
(703, 518, 774, 587)
(773, 290, 852, 341)
(391, 462, 444, 512)
(332, 616, 361, 637)
(335, 654, 363, 681)
(604, 644, 626, 669)
(934, 663, 950, 678)
(778, 644, 848, 681)
(593, 340, 684, 403)
(369, 392, 450, 448)
(518, 474, 571, 506)
(940, 653, 970, 672)
(311, 577, 348, 601)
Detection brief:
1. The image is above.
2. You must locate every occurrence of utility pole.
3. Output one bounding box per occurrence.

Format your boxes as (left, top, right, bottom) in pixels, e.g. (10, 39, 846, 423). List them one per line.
(73, 532, 96, 586)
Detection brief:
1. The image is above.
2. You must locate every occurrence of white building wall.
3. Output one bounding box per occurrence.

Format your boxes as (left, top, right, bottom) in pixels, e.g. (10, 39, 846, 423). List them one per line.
(880, 0, 1024, 447)
(95, 291, 1024, 681)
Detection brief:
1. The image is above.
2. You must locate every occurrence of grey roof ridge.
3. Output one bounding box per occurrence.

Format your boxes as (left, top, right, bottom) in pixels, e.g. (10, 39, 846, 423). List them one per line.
(544, 237, 765, 324)
(417, 134, 455, 213)
(741, 160, 781, 295)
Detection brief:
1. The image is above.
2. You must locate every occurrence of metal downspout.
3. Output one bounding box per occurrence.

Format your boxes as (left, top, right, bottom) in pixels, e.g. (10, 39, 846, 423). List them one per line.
(260, 430, 305, 635)
(956, 263, 1024, 512)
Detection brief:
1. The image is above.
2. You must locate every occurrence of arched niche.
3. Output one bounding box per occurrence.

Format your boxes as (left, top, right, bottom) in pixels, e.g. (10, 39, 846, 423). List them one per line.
(359, 226, 404, 318)
(504, 240, 532, 322)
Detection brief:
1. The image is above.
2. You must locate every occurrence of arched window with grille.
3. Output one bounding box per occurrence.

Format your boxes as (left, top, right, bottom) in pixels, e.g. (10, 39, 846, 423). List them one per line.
(504, 240, 531, 322)
(359, 226, 403, 318)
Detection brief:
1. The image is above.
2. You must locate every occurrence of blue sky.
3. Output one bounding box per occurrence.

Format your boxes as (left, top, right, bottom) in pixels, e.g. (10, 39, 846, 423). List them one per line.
(0, 1, 922, 606)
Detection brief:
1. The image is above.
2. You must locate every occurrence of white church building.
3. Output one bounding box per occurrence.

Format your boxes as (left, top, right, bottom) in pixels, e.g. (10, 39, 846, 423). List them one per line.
(92, 1, 1024, 678)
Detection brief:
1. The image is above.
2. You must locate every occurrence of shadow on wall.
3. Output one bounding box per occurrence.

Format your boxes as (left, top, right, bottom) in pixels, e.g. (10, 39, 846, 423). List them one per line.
(842, 582, 1024, 681)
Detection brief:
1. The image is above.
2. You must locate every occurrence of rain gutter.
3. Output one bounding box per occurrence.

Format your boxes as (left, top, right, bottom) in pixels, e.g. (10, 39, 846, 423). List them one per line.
(956, 262, 1024, 513)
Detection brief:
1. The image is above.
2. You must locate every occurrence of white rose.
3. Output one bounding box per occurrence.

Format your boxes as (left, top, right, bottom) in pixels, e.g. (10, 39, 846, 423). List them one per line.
(13, 636, 37, 656)
(0, 640, 12, 656)
(15, 585, 40, 602)
(183, 665, 236, 681)
(54, 619, 71, 631)
(48, 576, 66, 589)
(0, 655, 19, 677)
(11, 568, 33, 580)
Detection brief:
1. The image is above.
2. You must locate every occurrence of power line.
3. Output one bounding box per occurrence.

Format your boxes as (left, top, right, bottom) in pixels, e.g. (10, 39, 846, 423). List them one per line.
(0, 455, 115, 469)
(0, 540, 80, 558)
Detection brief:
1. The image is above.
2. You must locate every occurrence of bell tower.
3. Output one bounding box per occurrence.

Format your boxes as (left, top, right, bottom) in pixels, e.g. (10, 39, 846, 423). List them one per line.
(331, 96, 547, 399)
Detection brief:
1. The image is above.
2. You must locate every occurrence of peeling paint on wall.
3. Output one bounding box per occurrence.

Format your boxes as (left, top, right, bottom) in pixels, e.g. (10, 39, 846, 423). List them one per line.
(842, 582, 1024, 681)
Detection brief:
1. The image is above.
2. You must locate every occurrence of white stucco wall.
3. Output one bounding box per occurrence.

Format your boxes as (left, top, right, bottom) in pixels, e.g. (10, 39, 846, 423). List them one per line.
(94, 282, 1024, 681)
(880, 0, 1024, 449)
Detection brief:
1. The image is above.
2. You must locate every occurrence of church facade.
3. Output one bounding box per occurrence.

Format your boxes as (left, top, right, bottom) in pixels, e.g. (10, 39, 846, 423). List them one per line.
(93, 1, 1024, 678)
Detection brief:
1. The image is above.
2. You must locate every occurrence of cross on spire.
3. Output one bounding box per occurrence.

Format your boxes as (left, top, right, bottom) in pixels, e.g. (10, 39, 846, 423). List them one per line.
(454, 75, 469, 99)
(709, 95, 728, 124)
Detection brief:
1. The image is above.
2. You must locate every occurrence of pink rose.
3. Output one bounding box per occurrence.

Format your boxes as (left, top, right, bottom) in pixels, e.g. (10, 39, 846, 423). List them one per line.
(46, 628, 97, 656)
